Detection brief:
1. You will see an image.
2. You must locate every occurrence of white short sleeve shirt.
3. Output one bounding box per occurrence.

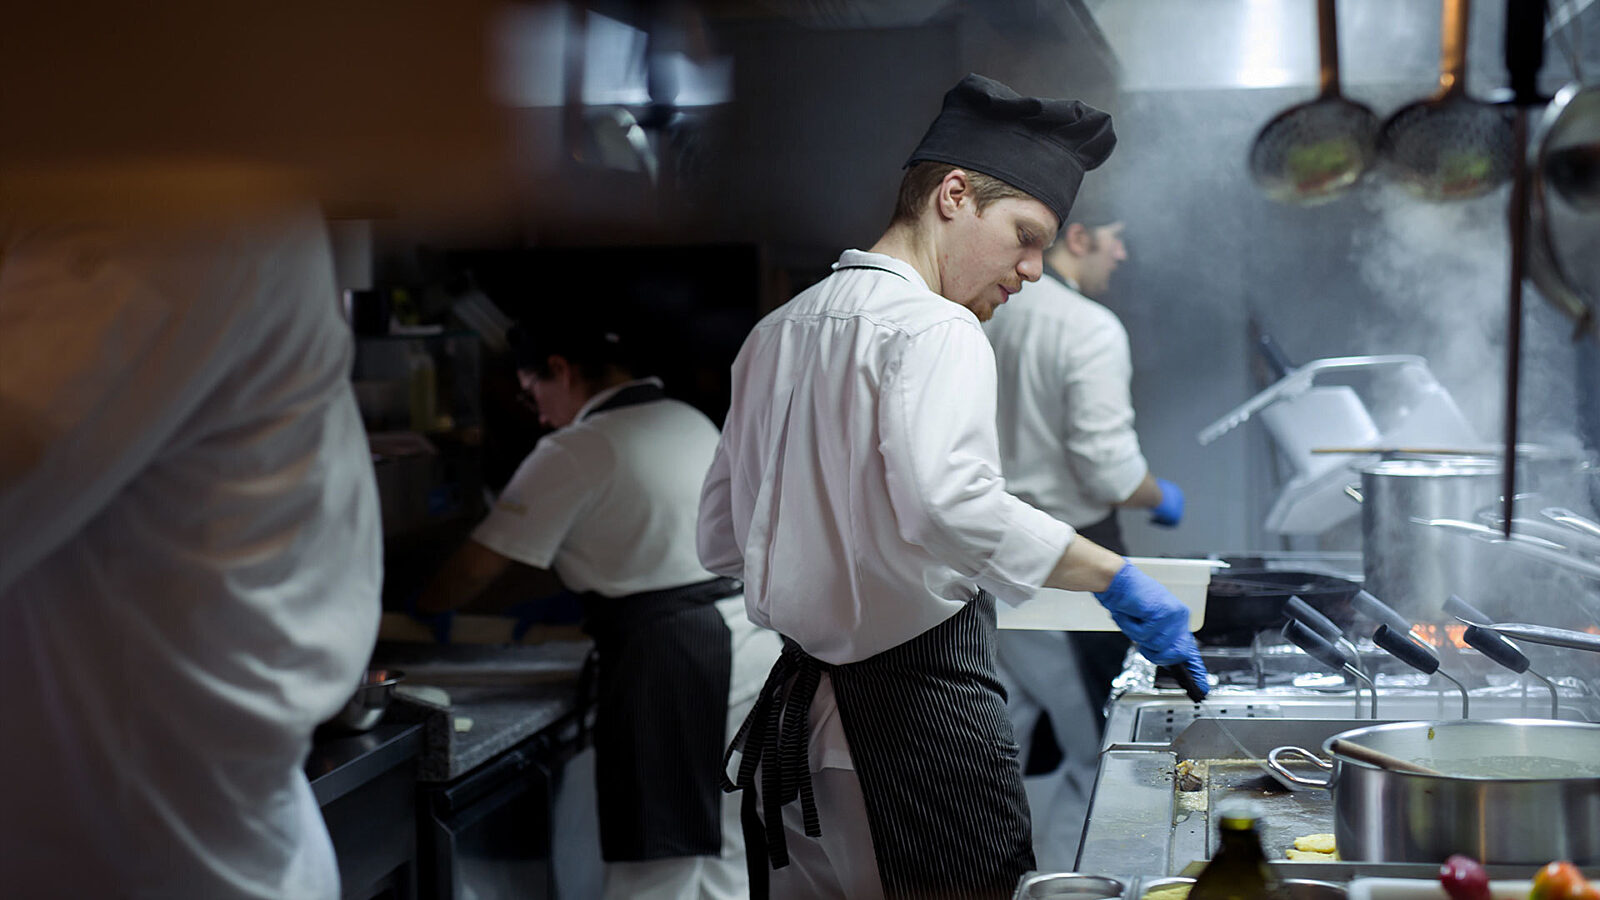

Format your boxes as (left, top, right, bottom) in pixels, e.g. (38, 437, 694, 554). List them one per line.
(474, 379, 725, 597)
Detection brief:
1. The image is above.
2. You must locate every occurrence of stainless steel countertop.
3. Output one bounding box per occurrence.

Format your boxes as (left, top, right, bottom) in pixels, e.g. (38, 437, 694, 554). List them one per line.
(373, 640, 592, 782)
(1074, 672, 1600, 876)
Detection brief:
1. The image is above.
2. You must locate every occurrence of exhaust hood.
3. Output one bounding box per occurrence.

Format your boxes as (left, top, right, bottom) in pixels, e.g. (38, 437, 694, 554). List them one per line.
(1088, 0, 1598, 94)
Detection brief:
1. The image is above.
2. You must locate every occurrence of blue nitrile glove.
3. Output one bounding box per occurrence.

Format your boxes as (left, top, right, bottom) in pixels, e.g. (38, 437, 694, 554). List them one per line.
(401, 591, 455, 645)
(1150, 478, 1185, 527)
(1094, 562, 1210, 699)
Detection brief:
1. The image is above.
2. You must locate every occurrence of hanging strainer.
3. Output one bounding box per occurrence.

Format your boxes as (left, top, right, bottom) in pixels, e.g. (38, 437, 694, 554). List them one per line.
(1249, 0, 1378, 205)
(1376, 0, 1515, 201)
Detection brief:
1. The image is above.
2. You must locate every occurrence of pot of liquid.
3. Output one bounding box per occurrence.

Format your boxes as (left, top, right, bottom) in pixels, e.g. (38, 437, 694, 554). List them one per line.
(1266, 719, 1600, 864)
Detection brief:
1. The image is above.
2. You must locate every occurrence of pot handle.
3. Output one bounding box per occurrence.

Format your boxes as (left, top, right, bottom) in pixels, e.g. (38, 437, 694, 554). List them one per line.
(1266, 746, 1334, 788)
(1344, 483, 1363, 503)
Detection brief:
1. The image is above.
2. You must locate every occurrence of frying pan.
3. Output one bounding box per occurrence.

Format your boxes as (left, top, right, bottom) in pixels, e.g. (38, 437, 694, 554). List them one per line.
(1195, 569, 1363, 645)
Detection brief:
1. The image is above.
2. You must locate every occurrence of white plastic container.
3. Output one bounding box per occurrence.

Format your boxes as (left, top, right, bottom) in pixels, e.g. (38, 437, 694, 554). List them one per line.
(1198, 355, 1481, 536)
(1346, 878, 1533, 900)
(996, 557, 1218, 631)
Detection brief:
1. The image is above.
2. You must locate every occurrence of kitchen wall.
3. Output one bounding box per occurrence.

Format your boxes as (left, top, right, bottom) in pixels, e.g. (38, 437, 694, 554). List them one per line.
(1104, 84, 1592, 558)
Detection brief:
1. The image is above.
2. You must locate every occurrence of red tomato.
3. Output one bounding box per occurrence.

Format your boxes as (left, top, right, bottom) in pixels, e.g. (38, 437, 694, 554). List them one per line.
(1440, 855, 1491, 900)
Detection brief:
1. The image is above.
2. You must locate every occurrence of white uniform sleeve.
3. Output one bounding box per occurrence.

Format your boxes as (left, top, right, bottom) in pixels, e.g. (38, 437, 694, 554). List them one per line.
(471, 436, 599, 570)
(1062, 315, 1149, 505)
(0, 223, 270, 594)
(879, 319, 1075, 606)
(696, 437, 744, 577)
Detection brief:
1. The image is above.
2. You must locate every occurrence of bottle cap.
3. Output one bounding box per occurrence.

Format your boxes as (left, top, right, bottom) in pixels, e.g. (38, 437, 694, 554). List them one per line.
(1215, 797, 1263, 829)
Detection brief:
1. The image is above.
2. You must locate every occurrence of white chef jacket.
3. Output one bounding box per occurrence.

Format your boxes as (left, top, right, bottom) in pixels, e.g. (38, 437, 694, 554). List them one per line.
(474, 378, 726, 597)
(0, 200, 381, 898)
(982, 272, 1150, 527)
(697, 249, 1076, 666)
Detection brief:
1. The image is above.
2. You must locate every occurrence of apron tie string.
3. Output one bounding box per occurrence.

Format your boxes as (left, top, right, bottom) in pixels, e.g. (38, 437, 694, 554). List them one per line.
(722, 638, 824, 873)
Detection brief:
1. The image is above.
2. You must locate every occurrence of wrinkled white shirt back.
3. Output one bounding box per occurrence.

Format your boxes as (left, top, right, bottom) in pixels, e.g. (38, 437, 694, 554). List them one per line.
(0, 198, 380, 898)
(983, 273, 1149, 526)
(474, 379, 726, 597)
(698, 250, 1074, 665)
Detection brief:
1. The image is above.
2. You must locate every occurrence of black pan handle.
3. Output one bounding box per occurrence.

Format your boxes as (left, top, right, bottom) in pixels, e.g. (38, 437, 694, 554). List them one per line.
(1373, 624, 1440, 674)
(1160, 665, 1210, 704)
(1257, 333, 1296, 380)
(1350, 590, 1415, 637)
(1283, 620, 1351, 670)
(1285, 596, 1345, 642)
(1443, 593, 1493, 624)
(1462, 623, 1531, 673)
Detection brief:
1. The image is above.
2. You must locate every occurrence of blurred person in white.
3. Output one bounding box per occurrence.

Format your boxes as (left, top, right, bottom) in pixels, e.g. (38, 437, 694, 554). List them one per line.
(0, 1, 517, 895)
(983, 208, 1185, 859)
(0, 166, 381, 897)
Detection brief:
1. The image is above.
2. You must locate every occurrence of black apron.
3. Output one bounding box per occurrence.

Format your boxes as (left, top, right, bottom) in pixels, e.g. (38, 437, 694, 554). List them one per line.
(726, 592, 1034, 900)
(573, 381, 741, 861)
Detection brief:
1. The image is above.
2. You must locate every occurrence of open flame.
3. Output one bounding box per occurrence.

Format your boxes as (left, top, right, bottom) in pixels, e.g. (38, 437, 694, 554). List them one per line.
(1412, 623, 1471, 650)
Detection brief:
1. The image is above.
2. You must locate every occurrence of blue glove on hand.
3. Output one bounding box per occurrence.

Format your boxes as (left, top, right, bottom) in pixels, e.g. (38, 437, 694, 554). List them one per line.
(1150, 478, 1185, 527)
(1094, 562, 1210, 699)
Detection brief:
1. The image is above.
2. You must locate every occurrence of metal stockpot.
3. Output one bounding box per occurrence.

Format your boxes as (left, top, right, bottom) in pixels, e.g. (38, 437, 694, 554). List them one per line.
(1353, 457, 1503, 622)
(1267, 719, 1600, 864)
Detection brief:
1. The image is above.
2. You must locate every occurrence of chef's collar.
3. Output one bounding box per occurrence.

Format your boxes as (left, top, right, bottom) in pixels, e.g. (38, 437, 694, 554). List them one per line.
(833, 250, 931, 291)
(574, 377, 665, 423)
(1044, 266, 1081, 293)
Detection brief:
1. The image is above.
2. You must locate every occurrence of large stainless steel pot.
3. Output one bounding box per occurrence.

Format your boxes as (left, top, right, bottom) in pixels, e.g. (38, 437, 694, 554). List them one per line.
(1355, 457, 1503, 622)
(1266, 719, 1600, 864)
(1352, 451, 1597, 622)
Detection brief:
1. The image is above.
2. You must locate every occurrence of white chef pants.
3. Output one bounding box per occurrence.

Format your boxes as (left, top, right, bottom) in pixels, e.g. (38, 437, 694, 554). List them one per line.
(602, 597, 780, 900)
(994, 629, 1101, 868)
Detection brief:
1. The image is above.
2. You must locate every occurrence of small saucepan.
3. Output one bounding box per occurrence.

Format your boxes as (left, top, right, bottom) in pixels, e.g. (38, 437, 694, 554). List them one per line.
(321, 668, 406, 735)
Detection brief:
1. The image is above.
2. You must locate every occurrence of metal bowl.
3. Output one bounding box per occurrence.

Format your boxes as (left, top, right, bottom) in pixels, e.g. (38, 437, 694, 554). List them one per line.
(1014, 874, 1126, 900)
(1137, 876, 1194, 900)
(1284, 880, 1348, 900)
(323, 668, 405, 734)
(1132, 876, 1343, 900)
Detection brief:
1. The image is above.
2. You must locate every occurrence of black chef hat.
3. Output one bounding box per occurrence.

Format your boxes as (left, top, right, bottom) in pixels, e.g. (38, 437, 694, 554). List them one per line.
(905, 74, 1116, 224)
(507, 310, 634, 380)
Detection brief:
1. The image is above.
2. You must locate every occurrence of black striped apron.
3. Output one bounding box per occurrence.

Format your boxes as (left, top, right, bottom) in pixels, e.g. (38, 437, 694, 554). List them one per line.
(726, 591, 1034, 899)
(573, 380, 740, 860)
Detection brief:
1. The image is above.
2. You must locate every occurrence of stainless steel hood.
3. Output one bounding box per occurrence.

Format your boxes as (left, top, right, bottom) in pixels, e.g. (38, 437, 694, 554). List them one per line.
(1088, 0, 1599, 94)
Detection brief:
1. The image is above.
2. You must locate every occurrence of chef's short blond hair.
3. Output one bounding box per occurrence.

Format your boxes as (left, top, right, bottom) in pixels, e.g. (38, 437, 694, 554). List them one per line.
(890, 162, 1031, 225)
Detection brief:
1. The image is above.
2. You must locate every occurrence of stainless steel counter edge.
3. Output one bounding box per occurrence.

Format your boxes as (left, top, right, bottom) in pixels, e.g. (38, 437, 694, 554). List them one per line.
(389, 681, 587, 782)
(306, 722, 425, 806)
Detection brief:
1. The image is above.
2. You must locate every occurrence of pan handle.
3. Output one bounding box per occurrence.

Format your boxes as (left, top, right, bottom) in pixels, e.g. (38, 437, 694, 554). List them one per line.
(1344, 483, 1364, 503)
(1266, 746, 1334, 788)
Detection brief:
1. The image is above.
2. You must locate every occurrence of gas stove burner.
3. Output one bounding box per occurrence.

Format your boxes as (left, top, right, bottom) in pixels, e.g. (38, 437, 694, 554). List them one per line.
(1158, 658, 1302, 691)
